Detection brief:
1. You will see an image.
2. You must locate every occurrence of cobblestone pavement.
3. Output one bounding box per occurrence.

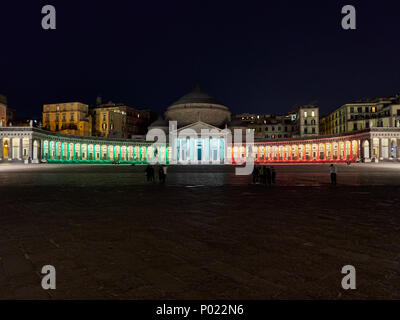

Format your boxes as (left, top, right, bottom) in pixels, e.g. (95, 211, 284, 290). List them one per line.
(0, 163, 400, 299)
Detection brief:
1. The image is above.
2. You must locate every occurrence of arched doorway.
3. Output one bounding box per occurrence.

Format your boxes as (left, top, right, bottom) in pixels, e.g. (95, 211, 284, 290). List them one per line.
(3, 139, 9, 158)
(363, 140, 370, 159)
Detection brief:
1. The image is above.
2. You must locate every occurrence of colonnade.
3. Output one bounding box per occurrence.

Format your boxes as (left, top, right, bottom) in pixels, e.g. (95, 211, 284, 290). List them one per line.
(41, 140, 170, 163)
(229, 139, 362, 163)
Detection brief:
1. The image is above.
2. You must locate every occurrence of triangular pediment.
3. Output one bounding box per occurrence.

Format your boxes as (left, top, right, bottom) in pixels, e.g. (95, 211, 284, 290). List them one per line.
(175, 121, 224, 134)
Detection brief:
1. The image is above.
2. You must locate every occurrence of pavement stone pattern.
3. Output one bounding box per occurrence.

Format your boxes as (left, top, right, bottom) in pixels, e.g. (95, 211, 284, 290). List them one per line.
(0, 163, 399, 299)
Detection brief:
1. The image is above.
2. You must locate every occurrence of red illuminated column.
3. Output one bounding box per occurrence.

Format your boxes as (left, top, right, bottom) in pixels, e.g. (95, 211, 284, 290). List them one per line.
(264, 145, 267, 162)
(350, 140, 353, 160)
(290, 146, 293, 161)
(257, 146, 260, 163)
(330, 143, 333, 160)
(304, 144, 307, 161)
(270, 146, 273, 161)
(296, 145, 299, 160)
(276, 145, 279, 162)
(356, 140, 359, 159)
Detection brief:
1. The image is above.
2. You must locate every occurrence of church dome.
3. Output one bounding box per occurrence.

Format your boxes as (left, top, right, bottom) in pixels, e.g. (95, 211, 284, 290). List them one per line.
(165, 86, 231, 127)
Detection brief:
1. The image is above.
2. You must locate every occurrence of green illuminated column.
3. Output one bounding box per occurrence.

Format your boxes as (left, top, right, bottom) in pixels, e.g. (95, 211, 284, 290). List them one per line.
(126, 146, 129, 162)
(54, 142, 57, 160)
(73, 144, 76, 160)
(42, 140, 45, 159)
(86, 144, 89, 160)
(67, 143, 70, 160)
(165, 146, 168, 163)
(113, 145, 116, 161)
(107, 145, 109, 161)
(146, 147, 149, 163)
(132, 146, 136, 162)
(80, 144, 83, 160)
(139, 146, 142, 162)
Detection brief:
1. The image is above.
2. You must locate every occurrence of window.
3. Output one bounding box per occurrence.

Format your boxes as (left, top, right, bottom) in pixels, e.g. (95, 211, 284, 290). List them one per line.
(311, 119, 316, 125)
(304, 128, 308, 134)
(304, 111, 307, 117)
(353, 123, 358, 130)
(397, 110, 400, 116)
(304, 120, 307, 125)
(311, 111, 315, 117)
(265, 127, 268, 131)
(357, 107, 362, 113)
(312, 128, 316, 134)
(365, 107, 369, 112)
(350, 107, 354, 113)
(103, 114, 106, 121)
(272, 126, 275, 131)
(62, 114, 66, 121)
(70, 114, 74, 121)
(372, 107, 376, 113)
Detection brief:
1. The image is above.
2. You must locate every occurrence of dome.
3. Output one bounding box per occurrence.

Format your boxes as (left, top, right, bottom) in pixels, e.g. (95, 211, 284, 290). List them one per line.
(170, 85, 222, 106)
(165, 86, 231, 127)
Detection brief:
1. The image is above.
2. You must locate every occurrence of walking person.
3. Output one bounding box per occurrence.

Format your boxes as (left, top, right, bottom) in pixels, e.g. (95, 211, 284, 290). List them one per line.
(158, 166, 165, 183)
(252, 165, 258, 184)
(149, 165, 155, 182)
(261, 166, 267, 185)
(265, 166, 271, 186)
(329, 164, 337, 185)
(145, 164, 152, 182)
(271, 166, 276, 184)
(162, 165, 168, 183)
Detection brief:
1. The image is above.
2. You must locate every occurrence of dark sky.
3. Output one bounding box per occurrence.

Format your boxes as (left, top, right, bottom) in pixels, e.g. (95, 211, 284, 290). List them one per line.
(1, 0, 399, 118)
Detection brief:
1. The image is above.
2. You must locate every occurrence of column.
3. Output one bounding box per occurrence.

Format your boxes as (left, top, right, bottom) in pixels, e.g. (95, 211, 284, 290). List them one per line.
(132, 145, 136, 162)
(379, 138, 383, 159)
(54, 141, 57, 160)
(296, 145, 299, 160)
(80, 144, 83, 160)
(396, 139, 400, 159)
(369, 139, 373, 159)
(28, 138, 33, 160)
(73, 144, 76, 160)
(67, 143, 70, 160)
(217, 139, 220, 163)
(330, 143, 333, 160)
(356, 140, 360, 159)
(263, 145, 266, 162)
(289, 146, 293, 161)
(304, 144, 307, 161)
(270, 146, 273, 161)
(257, 146, 260, 162)
(19, 138, 23, 160)
(126, 146, 129, 162)
(0, 138, 3, 160)
(323, 144, 326, 161)
(276, 145, 279, 161)
(350, 141, 353, 160)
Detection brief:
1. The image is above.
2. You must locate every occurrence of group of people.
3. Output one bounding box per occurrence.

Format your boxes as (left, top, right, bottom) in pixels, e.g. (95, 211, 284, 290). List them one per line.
(145, 164, 168, 183)
(252, 165, 276, 185)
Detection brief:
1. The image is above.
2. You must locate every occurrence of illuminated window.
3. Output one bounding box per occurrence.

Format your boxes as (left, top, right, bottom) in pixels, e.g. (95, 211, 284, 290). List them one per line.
(304, 111, 307, 117)
(311, 111, 315, 117)
(372, 107, 376, 113)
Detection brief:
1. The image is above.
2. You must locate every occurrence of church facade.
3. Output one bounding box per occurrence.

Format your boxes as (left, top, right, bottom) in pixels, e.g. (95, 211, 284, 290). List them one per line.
(1, 87, 400, 164)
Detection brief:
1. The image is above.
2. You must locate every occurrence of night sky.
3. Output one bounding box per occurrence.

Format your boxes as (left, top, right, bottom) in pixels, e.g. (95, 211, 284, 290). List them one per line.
(1, 0, 399, 118)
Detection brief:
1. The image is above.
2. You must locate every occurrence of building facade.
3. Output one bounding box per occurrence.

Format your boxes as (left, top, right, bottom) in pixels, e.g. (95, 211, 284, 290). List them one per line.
(320, 97, 400, 135)
(91, 102, 151, 138)
(42, 102, 92, 136)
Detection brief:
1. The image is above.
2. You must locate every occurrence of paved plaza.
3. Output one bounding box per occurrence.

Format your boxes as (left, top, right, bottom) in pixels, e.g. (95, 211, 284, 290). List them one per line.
(0, 163, 400, 299)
